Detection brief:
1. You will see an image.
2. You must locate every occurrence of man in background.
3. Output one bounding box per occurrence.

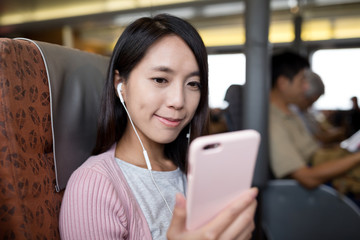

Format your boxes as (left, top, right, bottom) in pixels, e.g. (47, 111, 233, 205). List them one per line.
(269, 51, 360, 192)
(292, 70, 345, 146)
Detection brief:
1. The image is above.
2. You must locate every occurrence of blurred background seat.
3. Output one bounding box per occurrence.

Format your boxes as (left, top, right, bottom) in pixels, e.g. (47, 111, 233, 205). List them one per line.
(224, 84, 244, 131)
(0, 38, 109, 239)
(261, 179, 360, 240)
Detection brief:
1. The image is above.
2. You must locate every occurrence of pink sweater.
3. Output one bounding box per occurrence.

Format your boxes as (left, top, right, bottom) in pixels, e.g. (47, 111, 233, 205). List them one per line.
(59, 145, 152, 239)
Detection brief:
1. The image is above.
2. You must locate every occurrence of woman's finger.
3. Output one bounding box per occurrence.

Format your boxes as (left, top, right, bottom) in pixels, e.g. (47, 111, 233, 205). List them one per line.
(235, 226, 254, 240)
(167, 194, 187, 239)
(199, 188, 258, 239)
(219, 200, 257, 240)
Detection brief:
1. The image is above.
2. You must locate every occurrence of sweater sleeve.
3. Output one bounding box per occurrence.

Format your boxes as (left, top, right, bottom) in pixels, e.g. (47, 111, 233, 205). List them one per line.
(59, 167, 129, 240)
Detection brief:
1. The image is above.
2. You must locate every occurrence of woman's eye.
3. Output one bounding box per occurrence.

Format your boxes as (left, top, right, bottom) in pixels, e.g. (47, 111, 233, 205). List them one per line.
(188, 81, 201, 90)
(152, 78, 167, 84)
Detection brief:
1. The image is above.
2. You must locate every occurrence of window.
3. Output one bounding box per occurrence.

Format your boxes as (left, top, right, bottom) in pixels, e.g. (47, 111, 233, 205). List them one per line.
(312, 48, 360, 110)
(208, 53, 246, 109)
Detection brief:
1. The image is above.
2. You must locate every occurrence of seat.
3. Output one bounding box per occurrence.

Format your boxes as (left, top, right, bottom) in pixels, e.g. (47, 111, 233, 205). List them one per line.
(261, 179, 360, 240)
(224, 84, 244, 131)
(0, 38, 109, 239)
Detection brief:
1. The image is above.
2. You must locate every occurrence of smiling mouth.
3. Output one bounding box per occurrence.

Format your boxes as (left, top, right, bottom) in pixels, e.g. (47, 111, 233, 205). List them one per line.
(155, 115, 182, 127)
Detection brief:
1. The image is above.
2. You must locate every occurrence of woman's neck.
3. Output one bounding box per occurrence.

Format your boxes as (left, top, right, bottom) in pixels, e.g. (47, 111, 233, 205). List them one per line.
(115, 126, 177, 171)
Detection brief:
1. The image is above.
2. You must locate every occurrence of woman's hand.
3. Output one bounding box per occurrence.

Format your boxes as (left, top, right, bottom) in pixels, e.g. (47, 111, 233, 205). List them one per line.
(167, 188, 258, 240)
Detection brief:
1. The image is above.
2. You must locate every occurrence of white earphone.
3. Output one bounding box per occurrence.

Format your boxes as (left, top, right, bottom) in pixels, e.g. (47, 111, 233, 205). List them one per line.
(117, 83, 125, 103)
(116, 82, 173, 215)
(117, 82, 152, 169)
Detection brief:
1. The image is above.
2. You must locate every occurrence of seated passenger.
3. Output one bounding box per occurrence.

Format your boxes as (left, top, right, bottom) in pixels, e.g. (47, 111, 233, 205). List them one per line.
(209, 107, 228, 134)
(269, 51, 360, 194)
(59, 14, 258, 240)
(291, 70, 345, 146)
(348, 96, 360, 136)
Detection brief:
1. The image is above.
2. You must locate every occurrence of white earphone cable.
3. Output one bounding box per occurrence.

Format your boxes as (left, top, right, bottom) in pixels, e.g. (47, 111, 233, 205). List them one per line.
(118, 84, 173, 215)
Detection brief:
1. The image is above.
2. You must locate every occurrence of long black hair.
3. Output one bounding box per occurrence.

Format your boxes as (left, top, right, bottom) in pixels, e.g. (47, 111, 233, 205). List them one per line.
(92, 14, 209, 172)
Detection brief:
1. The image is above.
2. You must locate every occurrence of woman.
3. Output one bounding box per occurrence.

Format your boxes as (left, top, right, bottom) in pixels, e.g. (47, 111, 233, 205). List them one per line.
(59, 14, 257, 240)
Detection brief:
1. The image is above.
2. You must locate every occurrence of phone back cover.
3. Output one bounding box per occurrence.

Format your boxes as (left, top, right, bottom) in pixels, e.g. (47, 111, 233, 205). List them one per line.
(186, 130, 260, 230)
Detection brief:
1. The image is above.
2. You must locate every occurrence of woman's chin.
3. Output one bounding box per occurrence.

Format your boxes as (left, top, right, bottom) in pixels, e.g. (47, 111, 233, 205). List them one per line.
(154, 135, 179, 145)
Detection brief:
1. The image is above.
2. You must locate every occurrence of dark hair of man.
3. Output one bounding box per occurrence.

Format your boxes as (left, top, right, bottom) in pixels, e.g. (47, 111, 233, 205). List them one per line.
(271, 51, 310, 89)
(92, 14, 209, 173)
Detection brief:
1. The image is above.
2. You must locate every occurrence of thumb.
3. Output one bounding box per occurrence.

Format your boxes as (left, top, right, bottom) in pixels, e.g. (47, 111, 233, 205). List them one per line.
(168, 193, 187, 236)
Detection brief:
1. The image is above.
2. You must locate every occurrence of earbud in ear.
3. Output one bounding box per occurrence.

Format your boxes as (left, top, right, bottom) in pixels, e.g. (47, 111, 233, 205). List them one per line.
(117, 83, 124, 103)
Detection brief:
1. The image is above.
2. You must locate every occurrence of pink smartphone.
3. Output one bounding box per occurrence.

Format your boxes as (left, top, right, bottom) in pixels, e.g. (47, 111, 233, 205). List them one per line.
(186, 129, 260, 230)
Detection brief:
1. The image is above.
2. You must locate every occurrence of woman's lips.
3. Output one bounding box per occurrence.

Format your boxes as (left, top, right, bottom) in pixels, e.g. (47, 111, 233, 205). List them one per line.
(156, 115, 182, 127)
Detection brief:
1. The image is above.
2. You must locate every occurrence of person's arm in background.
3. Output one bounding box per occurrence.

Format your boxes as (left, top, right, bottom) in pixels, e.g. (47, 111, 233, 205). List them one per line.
(291, 151, 360, 189)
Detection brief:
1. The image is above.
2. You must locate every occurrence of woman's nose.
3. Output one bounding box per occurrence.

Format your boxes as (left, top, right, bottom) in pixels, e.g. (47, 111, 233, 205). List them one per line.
(167, 83, 185, 110)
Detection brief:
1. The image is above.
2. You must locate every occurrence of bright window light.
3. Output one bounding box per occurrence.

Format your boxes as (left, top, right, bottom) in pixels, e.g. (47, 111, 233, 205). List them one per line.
(312, 48, 360, 110)
(208, 53, 246, 109)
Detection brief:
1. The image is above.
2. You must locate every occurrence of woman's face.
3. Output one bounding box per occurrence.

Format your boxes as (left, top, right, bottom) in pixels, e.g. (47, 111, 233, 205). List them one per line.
(116, 35, 201, 144)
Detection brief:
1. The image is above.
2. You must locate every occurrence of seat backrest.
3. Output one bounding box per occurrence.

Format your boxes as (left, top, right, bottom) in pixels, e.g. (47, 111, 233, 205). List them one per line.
(0, 38, 109, 239)
(0, 38, 62, 239)
(261, 179, 360, 240)
(32, 39, 110, 191)
(224, 84, 244, 131)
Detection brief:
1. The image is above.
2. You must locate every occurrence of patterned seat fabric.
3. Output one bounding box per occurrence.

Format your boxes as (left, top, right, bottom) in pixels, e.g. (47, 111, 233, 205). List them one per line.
(0, 39, 63, 239)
